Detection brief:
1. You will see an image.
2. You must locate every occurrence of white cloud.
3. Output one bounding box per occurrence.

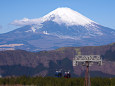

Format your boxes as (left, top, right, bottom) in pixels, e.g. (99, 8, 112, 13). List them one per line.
(10, 18, 43, 26)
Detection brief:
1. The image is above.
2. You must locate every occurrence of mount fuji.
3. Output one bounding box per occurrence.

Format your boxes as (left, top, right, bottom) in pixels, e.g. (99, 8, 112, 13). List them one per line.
(0, 7, 115, 51)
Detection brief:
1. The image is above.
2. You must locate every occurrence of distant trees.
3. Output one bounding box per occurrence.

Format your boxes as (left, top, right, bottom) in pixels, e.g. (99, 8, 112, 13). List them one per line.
(102, 50, 115, 61)
(0, 76, 114, 86)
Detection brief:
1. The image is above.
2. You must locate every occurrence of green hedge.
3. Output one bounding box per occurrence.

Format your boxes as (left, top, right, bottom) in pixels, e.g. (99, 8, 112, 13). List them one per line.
(0, 76, 114, 86)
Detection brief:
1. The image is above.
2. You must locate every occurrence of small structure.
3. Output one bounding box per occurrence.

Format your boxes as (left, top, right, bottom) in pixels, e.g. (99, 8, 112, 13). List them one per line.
(64, 71, 71, 78)
(73, 55, 102, 86)
(55, 70, 62, 78)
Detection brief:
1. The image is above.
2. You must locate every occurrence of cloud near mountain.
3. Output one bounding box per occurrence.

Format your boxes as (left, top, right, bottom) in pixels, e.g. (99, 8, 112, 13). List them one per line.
(11, 18, 42, 26)
(10, 7, 95, 26)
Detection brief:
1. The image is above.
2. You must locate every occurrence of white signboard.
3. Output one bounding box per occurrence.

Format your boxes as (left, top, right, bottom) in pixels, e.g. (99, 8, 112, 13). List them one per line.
(73, 55, 102, 66)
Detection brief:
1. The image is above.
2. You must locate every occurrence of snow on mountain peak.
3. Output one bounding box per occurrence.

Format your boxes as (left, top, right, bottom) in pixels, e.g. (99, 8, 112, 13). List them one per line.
(11, 7, 95, 26)
(42, 7, 95, 26)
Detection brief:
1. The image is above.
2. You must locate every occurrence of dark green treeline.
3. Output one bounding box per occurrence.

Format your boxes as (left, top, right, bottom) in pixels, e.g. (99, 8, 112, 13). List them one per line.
(0, 76, 115, 86)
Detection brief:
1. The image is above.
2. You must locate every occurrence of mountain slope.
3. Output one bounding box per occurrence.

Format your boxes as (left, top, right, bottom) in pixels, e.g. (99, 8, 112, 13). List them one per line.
(0, 7, 115, 51)
(0, 43, 115, 77)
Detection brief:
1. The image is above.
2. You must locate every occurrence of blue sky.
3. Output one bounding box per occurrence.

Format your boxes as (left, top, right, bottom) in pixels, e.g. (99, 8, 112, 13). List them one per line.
(0, 0, 115, 34)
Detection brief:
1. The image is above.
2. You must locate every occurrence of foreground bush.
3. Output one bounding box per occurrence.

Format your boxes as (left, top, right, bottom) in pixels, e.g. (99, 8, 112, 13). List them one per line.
(0, 76, 114, 86)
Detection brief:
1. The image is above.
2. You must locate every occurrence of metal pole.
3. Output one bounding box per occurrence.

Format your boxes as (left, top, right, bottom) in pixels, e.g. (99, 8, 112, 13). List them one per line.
(88, 65, 91, 86)
(84, 62, 91, 86)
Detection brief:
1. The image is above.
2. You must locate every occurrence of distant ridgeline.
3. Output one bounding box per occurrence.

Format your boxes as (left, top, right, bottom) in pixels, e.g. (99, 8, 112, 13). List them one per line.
(0, 43, 115, 77)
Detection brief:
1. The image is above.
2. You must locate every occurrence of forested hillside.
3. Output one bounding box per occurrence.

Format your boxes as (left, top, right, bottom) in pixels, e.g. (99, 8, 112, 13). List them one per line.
(0, 43, 115, 77)
(0, 76, 114, 86)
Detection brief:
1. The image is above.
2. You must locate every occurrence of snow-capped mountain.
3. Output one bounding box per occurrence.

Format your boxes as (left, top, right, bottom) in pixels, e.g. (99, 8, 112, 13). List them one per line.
(12, 8, 104, 39)
(42, 7, 94, 26)
(0, 7, 115, 51)
(12, 7, 95, 26)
